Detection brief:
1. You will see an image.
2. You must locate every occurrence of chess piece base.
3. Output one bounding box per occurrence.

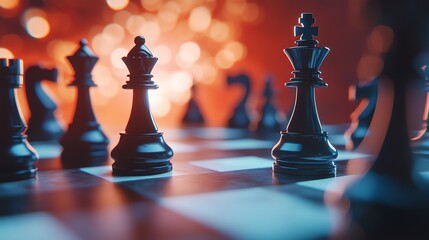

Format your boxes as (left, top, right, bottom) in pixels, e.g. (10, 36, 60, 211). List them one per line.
(272, 131, 337, 177)
(111, 132, 173, 176)
(0, 138, 38, 182)
(60, 124, 109, 168)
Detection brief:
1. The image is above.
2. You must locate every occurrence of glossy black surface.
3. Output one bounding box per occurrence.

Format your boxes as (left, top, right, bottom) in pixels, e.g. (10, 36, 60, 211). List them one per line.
(0, 59, 38, 182)
(272, 13, 337, 177)
(111, 36, 173, 176)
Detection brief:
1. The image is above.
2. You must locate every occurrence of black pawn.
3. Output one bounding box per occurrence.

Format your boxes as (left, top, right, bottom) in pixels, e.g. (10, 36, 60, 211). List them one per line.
(0, 58, 38, 181)
(256, 76, 281, 133)
(60, 40, 109, 168)
(25, 65, 63, 142)
(182, 85, 204, 125)
(227, 73, 251, 128)
(345, 79, 378, 150)
(271, 13, 337, 177)
(111, 36, 173, 176)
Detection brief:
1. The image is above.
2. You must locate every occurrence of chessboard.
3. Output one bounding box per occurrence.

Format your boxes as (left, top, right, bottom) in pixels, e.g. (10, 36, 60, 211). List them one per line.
(1, 124, 428, 240)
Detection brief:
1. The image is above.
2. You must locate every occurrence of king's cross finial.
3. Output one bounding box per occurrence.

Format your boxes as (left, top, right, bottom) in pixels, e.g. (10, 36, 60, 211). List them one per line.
(294, 13, 319, 41)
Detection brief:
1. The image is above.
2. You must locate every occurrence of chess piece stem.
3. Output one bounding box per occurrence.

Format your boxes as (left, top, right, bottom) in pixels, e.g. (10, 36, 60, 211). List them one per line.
(0, 59, 38, 181)
(111, 36, 173, 176)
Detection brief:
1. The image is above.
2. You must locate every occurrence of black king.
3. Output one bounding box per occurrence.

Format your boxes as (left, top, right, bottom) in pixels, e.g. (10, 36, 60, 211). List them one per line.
(111, 36, 173, 176)
(271, 13, 337, 177)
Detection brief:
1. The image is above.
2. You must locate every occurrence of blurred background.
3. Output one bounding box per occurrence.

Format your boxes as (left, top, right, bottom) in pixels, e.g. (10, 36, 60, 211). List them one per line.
(0, 0, 382, 134)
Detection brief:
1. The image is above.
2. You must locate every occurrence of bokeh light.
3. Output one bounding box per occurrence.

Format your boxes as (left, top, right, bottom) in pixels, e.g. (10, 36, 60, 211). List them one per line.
(152, 45, 172, 65)
(111, 48, 129, 69)
(188, 7, 211, 32)
(25, 16, 50, 38)
(106, 0, 129, 11)
(0, 48, 14, 58)
(215, 49, 235, 69)
(178, 41, 201, 64)
(0, 0, 19, 9)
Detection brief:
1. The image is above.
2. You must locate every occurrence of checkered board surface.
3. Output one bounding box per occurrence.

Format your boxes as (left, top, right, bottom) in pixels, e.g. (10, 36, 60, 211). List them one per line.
(1, 125, 428, 240)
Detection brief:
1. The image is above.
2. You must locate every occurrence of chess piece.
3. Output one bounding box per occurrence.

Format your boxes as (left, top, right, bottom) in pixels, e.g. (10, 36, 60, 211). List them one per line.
(227, 73, 251, 128)
(111, 36, 173, 176)
(25, 65, 63, 142)
(182, 84, 204, 125)
(0, 58, 38, 181)
(337, 1, 429, 238)
(271, 13, 337, 177)
(344, 78, 378, 150)
(256, 76, 281, 133)
(412, 65, 429, 151)
(60, 40, 109, 168)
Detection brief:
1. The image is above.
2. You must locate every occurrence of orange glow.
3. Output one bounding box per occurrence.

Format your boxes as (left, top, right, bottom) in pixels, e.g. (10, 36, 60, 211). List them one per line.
(152, 45, 172, 65)
(111, 48, 128, 69)
(241, 3, 260, 23)
(26, 16, 50, 38)
(178, 41, 201, 64)
(224, 41, 246, 61)
(188, 7, 211, 32)
(215, 49, 235, 69)
(0, 48, 14, 58)
(140, 0, 162, 12)
(126, 15, 146, 36)
(46, 39, 75, 63)
(170, 70, 193, 93)
(356, 55, 384, 82)
(0, 0, 19, 9)
(103, 23, 125, 44)
(149, 91, 171, 118)
(225, 0, 247, 15)
(209, 20, 231, 42)
(106, 0, 129, 11)
(368, 25, 394, 54)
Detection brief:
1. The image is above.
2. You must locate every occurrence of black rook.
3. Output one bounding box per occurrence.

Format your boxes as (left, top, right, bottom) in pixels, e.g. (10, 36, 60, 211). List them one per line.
(111, 36, 173, 176)
(0, 59, 38, 181)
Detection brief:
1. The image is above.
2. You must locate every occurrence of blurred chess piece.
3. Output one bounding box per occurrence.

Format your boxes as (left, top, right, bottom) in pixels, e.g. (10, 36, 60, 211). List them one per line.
(345, 78, 378, 150)
(335, 1, 429, 238)
(111, 36, 173, 176)
(182, 84, 204, 125)
(25, 65, 63, 142)
(60, 40, 109, 168)
(271, 13, 337, 177)
(0, 59, 38, 181)
(256, 75, 281, 133)
(227, 73, 251, 129)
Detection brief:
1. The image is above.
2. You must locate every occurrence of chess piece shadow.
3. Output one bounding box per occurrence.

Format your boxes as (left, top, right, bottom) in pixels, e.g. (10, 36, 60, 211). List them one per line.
(111, 36, 173, 176)
(344, 79, 378, 150)
(271, 13, 337, 177)
(60, 40, 109, 169)
(182, 84, 204, 125)
(334, 1, 429, 238)
(256, 75, 281, 134)
(0, 59, 38, 181)
(227, 73, 251, 129)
